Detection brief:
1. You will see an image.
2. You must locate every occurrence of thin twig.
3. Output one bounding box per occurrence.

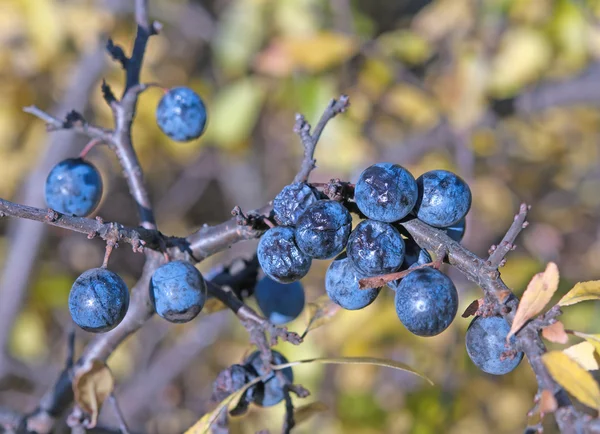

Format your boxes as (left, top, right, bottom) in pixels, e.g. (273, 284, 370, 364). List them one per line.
(23, 106, 113, 142)
(108, 394, 130, 434)
(487, 203, 530, 268)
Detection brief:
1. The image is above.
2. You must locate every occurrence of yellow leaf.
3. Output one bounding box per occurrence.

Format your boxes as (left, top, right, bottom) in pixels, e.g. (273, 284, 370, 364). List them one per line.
(508, 263, 560, 340)
(293, 401, 329, 425)
(202, 298, 227, 314)
(542, 351, 600, 410)
(571, 332, 600, 356)
(302, 295, 341, 337)
(273, 356, 433, 385)
(72, 360, 115, 428)
(541, 321, 569, 344)
(558, 281, 600, 307)
(563, 342, 599, 370)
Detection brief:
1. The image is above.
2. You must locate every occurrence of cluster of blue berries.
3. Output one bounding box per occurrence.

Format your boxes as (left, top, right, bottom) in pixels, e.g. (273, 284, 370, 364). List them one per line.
(45, 87, 209, 333)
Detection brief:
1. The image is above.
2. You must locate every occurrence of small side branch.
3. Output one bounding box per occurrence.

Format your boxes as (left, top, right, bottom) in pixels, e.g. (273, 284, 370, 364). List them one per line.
(487, 203, 530, 268)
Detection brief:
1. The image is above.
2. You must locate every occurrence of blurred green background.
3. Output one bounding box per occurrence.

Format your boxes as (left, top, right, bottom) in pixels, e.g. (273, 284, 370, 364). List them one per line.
(2, 0, 600, 432)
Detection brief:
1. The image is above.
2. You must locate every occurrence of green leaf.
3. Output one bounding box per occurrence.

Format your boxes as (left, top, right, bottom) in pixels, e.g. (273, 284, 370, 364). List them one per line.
(273, 356, 433, 385)
(558, 281, 600, 307)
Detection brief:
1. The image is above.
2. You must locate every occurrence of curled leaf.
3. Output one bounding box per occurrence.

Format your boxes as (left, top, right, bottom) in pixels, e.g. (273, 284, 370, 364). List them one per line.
(72, 359, 114, 428)
(541, 321, 568, 344)
(273, 356, 433, 385)
(507, 262, 559, 340)
(558, 281, 600, 307)
(461, 298, 483, 318)
(542, 351, 600, 410)
(302, 295, 341, 338)
(293, 401, 329, 425)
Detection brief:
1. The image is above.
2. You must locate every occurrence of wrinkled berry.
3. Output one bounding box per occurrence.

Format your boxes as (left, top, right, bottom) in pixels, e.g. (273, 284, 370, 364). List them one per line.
(245, 350, 293, 407)
(156, 87, 207, 141)
(255, 277, 305, 325)
(466, 316, 524, 375)
(295, 200, 352, 259)
(394, 267, 458, 336)
(257, 227, 312, 283)
(414, 170, 471, 228)
(69, 268, 129, 333)
(45, 158, 103, 217)
(150, 260, 207, 323)
(445, 217, 466, 242)
(354, 162, 418, 223)
(273, 183, 322, 226)
(347, 219, 405, 277)
(326, 253, 381, 310)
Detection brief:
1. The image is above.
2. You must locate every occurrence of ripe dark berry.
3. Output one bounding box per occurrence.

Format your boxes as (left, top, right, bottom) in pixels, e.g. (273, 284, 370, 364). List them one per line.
(68, 268, 129, 333)
(445, 217, 466, 242)
(414, 170, 472, 228)
(394, 267, 458, 336)
(245, 350, 293, 407)
(273, 183, 321, 226)
(45, 158, 103, 217)
(326, 253, 381, 310)
(354, 162, 418, 223)
(156, 87, 207, 141)
(150, 260, 207, 323)
(388, 240, 432, 290)
(257, 227, 312, 283)
(466, 316, 524, 375)
(295, 200, 352, 259)
(347, 219, 405, 277)
(255, 277, 305, 325)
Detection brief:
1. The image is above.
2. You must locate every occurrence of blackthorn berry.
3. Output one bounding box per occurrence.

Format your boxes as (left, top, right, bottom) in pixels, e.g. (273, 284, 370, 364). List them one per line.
(414, 170, 471, 228)
(354, 162, 418, 223)
(150, 260, 207, 323)
(156, 87, 207, 141)
(347, 219, 405, 277)
(445, 217, 466, 242)
(273, 183, 322, 226)
(388, 240, 432, 290)
(257, 227, 312, 283)
(295, 200, 352, 259)
(45, 158, 103, 217)
(394, 267, 458, 336)
(255, 277, 305, 325)
(466, 315, 524, 375)
(68, 268, 129, 333)
(244, 350, 293, 407)
(325, 253, 381, 310)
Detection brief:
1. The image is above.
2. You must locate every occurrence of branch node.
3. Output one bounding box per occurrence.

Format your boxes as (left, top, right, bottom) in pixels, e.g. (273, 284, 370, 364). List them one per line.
(45, 209, 59, 222)
(101, 80, 118, 108)
(105, 39, 129, 69)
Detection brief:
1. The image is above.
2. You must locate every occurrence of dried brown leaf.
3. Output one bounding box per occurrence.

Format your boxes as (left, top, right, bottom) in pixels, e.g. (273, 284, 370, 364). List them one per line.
(72, 359, 114, 428)
(541, 321, 568, 344)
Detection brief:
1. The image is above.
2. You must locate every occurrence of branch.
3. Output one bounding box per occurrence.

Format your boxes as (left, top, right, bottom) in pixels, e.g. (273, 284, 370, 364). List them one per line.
(22, 106, 113, 142)
(487, 203, 529, 268)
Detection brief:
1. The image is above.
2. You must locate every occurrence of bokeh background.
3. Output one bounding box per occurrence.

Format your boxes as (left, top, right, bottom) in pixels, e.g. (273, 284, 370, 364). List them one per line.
(1, 0, 600, 433)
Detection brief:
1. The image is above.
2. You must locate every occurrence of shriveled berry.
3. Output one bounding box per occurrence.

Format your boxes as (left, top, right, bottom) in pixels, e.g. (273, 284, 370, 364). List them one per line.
(257, 227, 312, 283)
(69, 268, 129, 333)
(255, 277, 305, 325)
(394, 267, 458, 336)
(150, 260, 207, 323)
(414, 170, 471, 228)
(295, 200, 351, 259)
(347, 219, 405, 277)
(354, 162, 418, 223)
(45, 158, 103, 217)
(273, 183, 322, 226)
(244, 350, 293, 407)
(326, 253, 381, 310)
(156, 87, 207, 141)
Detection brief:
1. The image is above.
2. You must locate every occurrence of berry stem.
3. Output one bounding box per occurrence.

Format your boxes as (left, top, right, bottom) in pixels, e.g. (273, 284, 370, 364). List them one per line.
(78, 138, 102, 159)
(102, 242, 115, 269)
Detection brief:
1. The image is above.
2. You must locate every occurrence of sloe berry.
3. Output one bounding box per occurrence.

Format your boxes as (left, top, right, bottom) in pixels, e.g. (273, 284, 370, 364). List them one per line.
(394, 267, 458, 336)
(445, 217, 466, 242)
(414, 170, 471, 228)
(69, 268, 129, 333)
(150, 260, 207, 323)
(388, 240, 432, 291)
(244, 350, 293, 407)
(156, 87, 207, 141)
(295, 200, 352, 259)
(45, 158, 103, 217)
(257, 227, 312, 283)
(347, 219, 405, 277)
(255, 276, 305, 325)
(326, 253, 381, 310)
(354, 162, 418, 223)
(466, 315, 523, 375)
(273, 183, 322, 226)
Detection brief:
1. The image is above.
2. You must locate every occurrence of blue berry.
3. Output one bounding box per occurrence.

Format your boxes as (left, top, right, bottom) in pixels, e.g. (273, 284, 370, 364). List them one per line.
(414, 170, 471, 228)
(347, 219, 405, 277)
(156, 87, 207, 141)
(325, 253, 381, 310)
(466, 316, 524, 375)
(245, 350, 293, 407)
(394, 267, 458, 336)
(295, 200, 352, 259)
(68, 268, 129, 333)
(354, 163, 418, 223)
(255, 277, 305, 325)
(388, 240, 432, 291)
(445, 218, 466, 242)
(45, 158, 103, 217)
(150, 260, 207, 323)
(273, 183, 322, 226)
(257, 227, 312, 283)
